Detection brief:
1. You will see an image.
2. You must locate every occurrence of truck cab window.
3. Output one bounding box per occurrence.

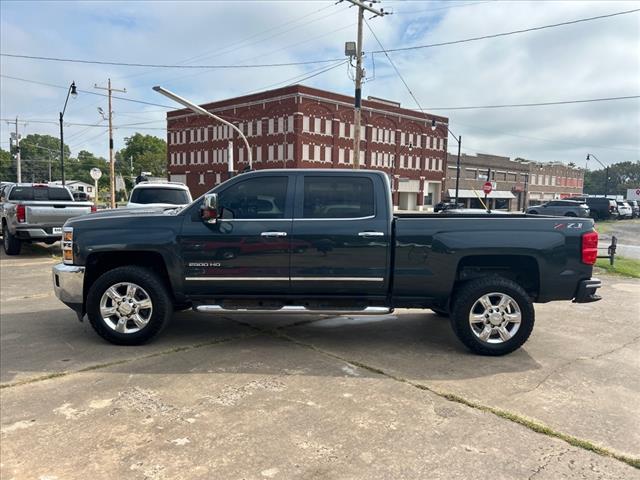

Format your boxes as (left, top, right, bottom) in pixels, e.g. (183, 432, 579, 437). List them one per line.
(219, 176, 287, 219)
(303, 176, 374, 218)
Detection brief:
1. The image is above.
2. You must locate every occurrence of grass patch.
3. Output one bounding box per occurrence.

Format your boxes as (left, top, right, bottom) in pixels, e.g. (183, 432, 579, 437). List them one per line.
(596, 256, 640, 279)
(594, 220, 617, 235)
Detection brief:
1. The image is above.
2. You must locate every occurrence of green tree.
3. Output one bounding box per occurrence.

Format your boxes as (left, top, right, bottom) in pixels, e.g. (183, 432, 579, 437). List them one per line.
(116, 133, 167, 179)
(584, 161, 640, 196)
(18, 134, 70, 182)
(0, 148, 16, 182)
(64, 150, 110, 190)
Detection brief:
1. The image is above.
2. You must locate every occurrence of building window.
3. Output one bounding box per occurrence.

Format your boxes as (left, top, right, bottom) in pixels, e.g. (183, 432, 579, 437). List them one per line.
(302, 116, 309, 132)
(348, 150, 354, 164)
(268, 118, 275, 134)
(277, 117, 284, 133)
(390, 131, 395, 144)
(314, 145, 321, 162)
(339, 122, 345, 138)
(324, 146, 332, 163)
(204, 150, 209, 164)
(197, 151, 202, 163)
(269, 145, 275, 161)
(287, 143, 293, 160)
(372, 127, 378, 142)
(199, 173, 205, 185)
(359, 151, 365, 166)
(438, 159, 443, 171)
(215, 173, 221, 184)
(256, 120, 262, 136)
(302, 144, 309, 160)
(170, 152, 175, 165)
(278, 144, 284, 160)
(400, 155, 405, 169)
(325, 120, 332, 136)
(287, 115, 294, 133)
(190, 151, 195, 164)
(338, 148, 345, 163)
(314, 117, 321, 133)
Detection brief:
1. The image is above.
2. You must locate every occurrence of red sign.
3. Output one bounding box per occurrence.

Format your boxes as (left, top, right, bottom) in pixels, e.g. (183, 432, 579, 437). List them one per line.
(483, 181, 493, 195)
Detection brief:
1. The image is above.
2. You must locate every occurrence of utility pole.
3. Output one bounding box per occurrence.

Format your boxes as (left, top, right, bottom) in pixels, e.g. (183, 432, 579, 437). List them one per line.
(95, 79, 126, 208)
(345, 0, 386, 169)
(8, 117, 22, 183)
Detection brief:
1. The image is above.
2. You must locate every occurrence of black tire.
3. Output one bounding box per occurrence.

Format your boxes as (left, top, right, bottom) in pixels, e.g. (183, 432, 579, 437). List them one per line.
(431, 307, 450, 317)
(3, 227, 22, 255)
(450, 276, 534, 356)
(86, 266, 172, 345)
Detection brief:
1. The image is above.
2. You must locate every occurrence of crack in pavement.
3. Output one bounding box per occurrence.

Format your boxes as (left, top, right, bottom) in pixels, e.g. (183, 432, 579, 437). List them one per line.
(229, 319, 640, 470)
(0, 332, 260, 390)
(514, 335, 640, 397)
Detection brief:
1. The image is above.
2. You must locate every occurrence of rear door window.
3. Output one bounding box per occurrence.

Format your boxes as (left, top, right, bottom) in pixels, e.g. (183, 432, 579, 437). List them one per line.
(8, 186, 73, 201)
(130, 188, 190, 205)
(302, 176, 374, 219)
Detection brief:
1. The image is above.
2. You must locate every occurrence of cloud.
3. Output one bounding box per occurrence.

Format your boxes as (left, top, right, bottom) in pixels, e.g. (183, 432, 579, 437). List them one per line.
(1, 0, 638, 170)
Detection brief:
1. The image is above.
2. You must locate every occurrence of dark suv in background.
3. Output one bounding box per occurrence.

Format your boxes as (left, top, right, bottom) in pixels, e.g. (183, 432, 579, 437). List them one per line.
(572, 197, 618, 221)
(526, 200, 590, 217)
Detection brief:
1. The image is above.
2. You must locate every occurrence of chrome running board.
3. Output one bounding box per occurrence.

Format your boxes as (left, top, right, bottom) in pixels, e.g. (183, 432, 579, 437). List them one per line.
(194, 305, 392, 315)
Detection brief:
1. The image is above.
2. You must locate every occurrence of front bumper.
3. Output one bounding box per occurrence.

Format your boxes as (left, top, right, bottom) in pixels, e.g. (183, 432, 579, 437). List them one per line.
(52, 263, 85, 304)
(573, 278, 602, 303)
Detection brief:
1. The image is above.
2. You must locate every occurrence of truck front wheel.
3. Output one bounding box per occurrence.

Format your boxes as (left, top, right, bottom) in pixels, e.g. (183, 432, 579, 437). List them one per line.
(450, 277, 534, 356)
(86, 266, 172, 345)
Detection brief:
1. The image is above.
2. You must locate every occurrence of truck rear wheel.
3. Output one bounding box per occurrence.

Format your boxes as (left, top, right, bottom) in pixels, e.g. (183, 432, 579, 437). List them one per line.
(450, 277, 534, 356)
(86, 266, 172, 345)
(3, 228, 22, 255)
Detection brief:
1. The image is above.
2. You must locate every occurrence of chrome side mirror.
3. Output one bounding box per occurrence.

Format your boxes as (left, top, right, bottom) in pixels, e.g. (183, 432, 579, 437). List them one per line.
(201, 193, 219, 224)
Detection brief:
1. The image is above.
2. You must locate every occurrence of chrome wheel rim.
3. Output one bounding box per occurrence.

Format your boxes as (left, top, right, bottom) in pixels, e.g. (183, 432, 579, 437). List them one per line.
(99, 282, 153, 334)
(469, 292, 521, 344)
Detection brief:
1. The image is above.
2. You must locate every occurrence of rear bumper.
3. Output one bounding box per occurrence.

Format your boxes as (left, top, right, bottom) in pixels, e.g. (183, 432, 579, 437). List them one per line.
(573, 278, 602, 303)
(15, 227, 61, 240)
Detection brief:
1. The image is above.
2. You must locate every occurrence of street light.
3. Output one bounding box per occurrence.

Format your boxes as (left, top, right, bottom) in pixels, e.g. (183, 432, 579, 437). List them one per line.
(152, 86, 252, 170)
(59, 81, 77, 186)
(431, 119, 462, 205)
(586, 153, 609, 197)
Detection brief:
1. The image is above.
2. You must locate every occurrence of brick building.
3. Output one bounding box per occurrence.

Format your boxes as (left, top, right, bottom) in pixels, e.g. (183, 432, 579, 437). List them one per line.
(166, 85, 449, 210)
(445, 153, 584, 210)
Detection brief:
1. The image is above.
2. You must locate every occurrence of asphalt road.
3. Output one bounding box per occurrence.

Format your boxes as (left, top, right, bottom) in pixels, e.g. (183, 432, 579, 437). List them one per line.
(1, 245, 639, 479)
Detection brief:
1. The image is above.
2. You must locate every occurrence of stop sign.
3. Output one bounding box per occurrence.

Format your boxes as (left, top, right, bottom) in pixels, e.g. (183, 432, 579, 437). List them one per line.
(483, 181, 493, 195)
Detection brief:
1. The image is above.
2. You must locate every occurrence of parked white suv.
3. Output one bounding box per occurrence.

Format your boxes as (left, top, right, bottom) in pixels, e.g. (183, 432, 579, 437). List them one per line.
(127, 182, 192, 209)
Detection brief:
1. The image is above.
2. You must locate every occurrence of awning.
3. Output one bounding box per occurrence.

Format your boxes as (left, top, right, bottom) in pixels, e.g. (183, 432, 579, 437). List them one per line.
(448, 189, 516, 199)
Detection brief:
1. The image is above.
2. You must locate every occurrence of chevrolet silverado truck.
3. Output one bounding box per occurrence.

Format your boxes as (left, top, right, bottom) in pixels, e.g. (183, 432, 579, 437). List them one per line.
(52, 169, 602, 355)
(1, 183, 95, 255)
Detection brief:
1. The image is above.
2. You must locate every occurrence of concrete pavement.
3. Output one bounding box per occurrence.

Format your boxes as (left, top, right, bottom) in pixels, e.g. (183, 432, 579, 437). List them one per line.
(1, 245, 639, 478)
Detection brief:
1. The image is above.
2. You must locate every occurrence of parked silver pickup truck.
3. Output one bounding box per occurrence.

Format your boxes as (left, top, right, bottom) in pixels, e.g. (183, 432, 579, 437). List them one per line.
(0, 183, 95, 255)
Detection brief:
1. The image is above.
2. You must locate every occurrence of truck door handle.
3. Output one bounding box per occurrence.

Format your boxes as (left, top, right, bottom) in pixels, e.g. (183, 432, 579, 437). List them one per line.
(261, 231, 288, 238)
(358, 231, 385, 237)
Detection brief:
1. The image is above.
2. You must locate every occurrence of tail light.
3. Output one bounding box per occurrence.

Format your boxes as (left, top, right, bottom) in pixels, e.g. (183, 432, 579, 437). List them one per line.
(582, 231, 598, 265)
(16, 204, 26, 223)
(90, 204, 97, 213)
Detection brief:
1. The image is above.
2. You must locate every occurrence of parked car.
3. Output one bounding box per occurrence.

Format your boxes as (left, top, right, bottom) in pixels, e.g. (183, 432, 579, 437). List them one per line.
(1, 183, 95, 255)
(526, 200, 590, 217)
(434, 201, 465, 212)
(127, 182, 192, 209)
(52, 169, 603, 356)
(627, 200, 639, 218)
(616, 201, 633, 219)
(572, 197, 618, 221)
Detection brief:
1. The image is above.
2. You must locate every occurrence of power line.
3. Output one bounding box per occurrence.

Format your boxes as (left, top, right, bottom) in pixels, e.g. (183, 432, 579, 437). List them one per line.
(364, 19, 424, 113)
(372, 8, 640, 53)
(424, 95, 640, 111)
(0, 75, 175, 109)
(0, 53, 345, 69)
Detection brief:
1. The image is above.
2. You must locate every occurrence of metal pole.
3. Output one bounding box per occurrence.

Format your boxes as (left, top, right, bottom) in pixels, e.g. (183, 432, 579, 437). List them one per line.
(353, 5, 364, 170)
(605, 166, 609, 197)
(152, 86, 252, 170)
(454, 135, 461, 205)
(14, 117, 21, 183)
(59, 112, 65, 185)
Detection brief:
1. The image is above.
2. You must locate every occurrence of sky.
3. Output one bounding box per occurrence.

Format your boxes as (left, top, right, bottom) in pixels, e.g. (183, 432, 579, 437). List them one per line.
(1, 0, 639, 172)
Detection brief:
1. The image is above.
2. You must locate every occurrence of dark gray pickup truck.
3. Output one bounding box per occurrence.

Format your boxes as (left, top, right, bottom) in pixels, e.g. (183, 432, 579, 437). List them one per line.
(52, 169, 602, 355)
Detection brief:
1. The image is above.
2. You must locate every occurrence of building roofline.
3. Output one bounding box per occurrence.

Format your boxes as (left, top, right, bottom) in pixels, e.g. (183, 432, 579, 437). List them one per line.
(166, 84, 448, 124)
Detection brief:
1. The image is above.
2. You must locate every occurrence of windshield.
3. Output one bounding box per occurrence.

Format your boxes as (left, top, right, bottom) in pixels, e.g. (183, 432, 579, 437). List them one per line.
(130, 187, 190, 205)
(9, 186, 73, 201)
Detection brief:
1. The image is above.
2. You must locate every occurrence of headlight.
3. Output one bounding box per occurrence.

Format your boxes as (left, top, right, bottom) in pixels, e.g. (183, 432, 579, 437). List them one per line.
(62, 227, 74, 264)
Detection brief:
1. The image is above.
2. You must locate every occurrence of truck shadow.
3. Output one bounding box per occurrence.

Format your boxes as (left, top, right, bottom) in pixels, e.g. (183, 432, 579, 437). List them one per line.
(0, 242, 59, 260)
(0, 309, 540, 386)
